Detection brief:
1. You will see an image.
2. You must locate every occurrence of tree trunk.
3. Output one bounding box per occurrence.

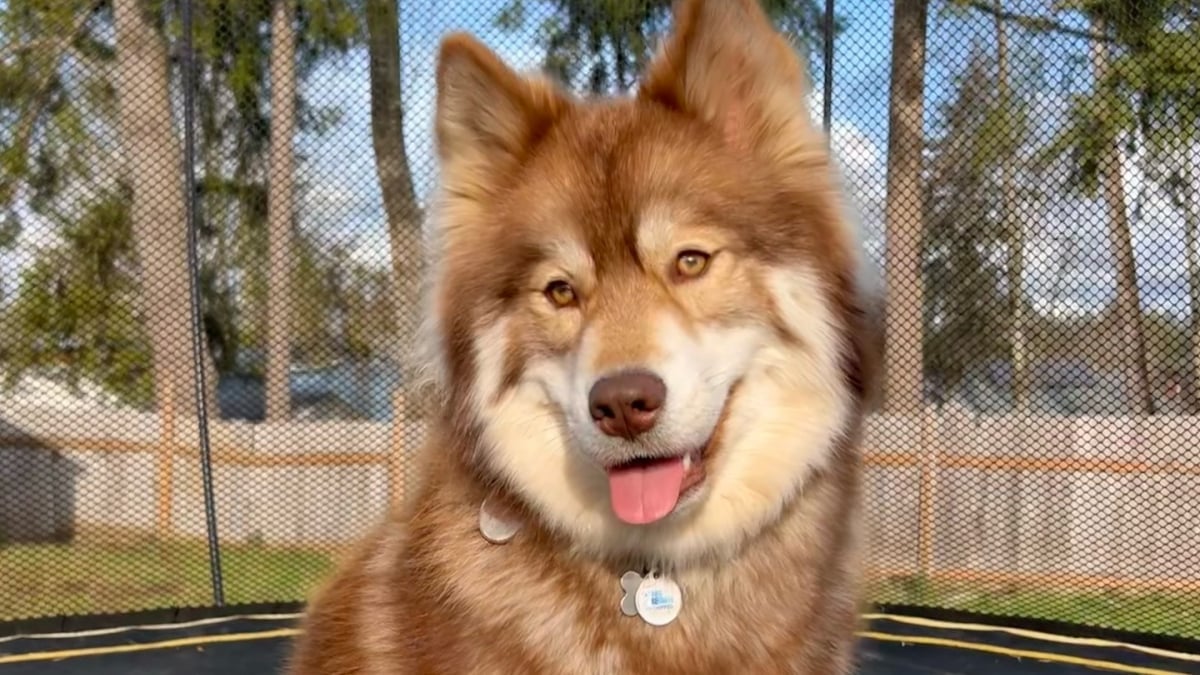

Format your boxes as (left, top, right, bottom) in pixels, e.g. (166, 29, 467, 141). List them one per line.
(994, 1, 1030, 411)
(266, 0, 297, 421)
(883, 0, 928, 415)
(1089, 15, 1154, 415)
(112, 0, 203, 415)
(366, 0, 425, 418)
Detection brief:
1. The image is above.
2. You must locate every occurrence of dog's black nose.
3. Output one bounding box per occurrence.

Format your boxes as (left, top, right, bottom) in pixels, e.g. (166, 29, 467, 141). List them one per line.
(588, 371, 666, 439)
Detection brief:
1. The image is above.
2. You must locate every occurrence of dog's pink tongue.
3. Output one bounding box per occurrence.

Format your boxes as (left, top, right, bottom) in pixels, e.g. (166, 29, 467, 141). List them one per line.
(607, 457, 685, 525)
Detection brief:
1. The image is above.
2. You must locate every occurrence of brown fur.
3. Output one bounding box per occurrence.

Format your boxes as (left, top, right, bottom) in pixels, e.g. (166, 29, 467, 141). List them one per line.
(290, 431, 864, 675)
(288, 1, 880, 673)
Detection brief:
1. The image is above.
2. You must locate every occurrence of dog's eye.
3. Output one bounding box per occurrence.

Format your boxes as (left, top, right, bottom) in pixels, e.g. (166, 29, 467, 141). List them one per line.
(544, 280, 577, 308)
(674, 251, 711, 280)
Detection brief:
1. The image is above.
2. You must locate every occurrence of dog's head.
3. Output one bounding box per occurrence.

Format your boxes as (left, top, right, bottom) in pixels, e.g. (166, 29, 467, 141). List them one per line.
(421, 0, 879, 565)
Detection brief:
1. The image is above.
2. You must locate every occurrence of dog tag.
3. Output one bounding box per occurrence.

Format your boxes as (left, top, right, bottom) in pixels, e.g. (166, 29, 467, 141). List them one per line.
(634, 574, 682, 626)
(478, 496, 522, 544)
(619, 571, 642, 616)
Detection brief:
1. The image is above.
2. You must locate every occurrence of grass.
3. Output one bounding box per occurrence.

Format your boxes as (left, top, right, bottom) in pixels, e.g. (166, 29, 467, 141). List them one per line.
(0, 535, 336, 622)
(869, 574, 1200, 639)
(4, 540, 1198, 641)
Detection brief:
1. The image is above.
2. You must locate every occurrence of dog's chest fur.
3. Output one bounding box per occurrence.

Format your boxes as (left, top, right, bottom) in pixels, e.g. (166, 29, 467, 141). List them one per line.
(291, 445, 864, 675)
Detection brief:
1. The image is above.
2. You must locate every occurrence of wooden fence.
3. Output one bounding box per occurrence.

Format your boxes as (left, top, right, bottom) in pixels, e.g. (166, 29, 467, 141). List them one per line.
(2, 399, 1199, 592)
(863, 406, 1200, 593)
(0, 392, 416, 546)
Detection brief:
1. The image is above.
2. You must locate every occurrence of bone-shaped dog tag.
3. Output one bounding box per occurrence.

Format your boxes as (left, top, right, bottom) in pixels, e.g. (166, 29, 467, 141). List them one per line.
(619, 571, 642, 616)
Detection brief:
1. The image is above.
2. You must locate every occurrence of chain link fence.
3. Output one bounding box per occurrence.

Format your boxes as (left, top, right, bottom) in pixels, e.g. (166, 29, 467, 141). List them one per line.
(1, 0, 1197, 643)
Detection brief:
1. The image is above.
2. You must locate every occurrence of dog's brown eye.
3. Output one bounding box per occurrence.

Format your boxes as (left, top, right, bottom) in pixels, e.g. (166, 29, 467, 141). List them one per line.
(675, 251, 711, 279)
(545, 280, 577, 308)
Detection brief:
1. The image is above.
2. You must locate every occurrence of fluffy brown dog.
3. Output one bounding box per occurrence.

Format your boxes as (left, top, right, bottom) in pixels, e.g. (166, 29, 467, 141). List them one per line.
(288, 0, 880, 672)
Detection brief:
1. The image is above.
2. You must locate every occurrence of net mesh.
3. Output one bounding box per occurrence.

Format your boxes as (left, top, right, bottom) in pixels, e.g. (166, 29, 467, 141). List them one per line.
(0, 0, 1197, 641)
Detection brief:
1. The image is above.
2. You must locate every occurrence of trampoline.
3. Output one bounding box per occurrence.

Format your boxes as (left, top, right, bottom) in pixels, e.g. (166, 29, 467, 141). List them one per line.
(3, 607, 1198, 674)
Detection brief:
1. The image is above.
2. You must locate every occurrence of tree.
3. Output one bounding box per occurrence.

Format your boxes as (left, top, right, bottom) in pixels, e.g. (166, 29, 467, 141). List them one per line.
(189, 0, 359, 384)
(992, 0, 1032, 410)
(0, 0, 181, 410)
(883, 0, 929, 415)
(1153, 136, 1200, 413)
(972, 0, 1183, 414)
(113, 0, 207, 415)
(365, 0, 425, 418)
(2, 0, 364, 414)
(1099, 0, 1200, 412)
(1090, 12, 1153, 414)
(922, 46, 1010, 397)
(266, 0, 298, 421)
(0, 0, 115, 357)
(0, 0, 110, 270)
(291, 236, 395, 366)
(1039, 9, 1154, 414)
(4, 186, 156, 406)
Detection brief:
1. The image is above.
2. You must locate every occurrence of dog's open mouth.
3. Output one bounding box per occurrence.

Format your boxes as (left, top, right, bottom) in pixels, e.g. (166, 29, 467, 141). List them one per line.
(605, 445, 708, 526)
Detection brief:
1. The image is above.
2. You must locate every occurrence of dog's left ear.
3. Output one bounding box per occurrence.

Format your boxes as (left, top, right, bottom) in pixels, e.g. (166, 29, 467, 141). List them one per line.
(638, 0, 823, 168)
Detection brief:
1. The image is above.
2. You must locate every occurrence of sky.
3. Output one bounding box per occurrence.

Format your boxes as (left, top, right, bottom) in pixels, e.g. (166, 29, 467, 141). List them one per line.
(2, 0, 1196, 323)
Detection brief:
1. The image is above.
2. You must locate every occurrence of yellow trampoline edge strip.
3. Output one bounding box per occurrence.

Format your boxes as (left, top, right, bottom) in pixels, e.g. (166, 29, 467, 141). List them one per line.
(0, 628, 302, 666)
(0, 623, 1190, 674)
(858, 630, 1187, 675)
(862, 613, 1200, 664)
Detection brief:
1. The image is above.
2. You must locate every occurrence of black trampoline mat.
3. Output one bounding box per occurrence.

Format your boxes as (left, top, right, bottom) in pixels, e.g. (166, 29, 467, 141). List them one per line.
(2, 613, 1197, 674)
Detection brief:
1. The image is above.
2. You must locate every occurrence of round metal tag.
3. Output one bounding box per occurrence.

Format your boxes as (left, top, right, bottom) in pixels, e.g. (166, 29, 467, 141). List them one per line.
(478, 497, 522, 544)
(634, 575, 682, 626)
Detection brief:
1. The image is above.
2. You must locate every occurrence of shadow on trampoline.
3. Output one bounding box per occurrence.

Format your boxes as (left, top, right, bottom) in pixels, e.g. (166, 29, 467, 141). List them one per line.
(2, 612, 1197, 674)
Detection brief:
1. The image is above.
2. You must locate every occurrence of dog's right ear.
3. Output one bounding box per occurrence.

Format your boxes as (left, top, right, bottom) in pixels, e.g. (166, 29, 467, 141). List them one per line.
(436, 34, 570, 201)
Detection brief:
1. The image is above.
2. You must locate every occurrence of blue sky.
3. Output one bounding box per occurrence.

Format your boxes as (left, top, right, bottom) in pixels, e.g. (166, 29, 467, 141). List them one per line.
(3, 0, 1195, 322)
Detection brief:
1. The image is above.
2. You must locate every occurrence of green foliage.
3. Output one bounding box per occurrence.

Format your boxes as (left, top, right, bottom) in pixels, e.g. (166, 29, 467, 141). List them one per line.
(183, 0, 365, 380)
(496, 0, 841, 94)
(1039, 1, 1200, 195)
(922, 46, 1014, 389)
(292, 239, 394, 367)
(0, 0, 115, 247)
(0, 0, 378, 406)
(3, 186, 155, 408)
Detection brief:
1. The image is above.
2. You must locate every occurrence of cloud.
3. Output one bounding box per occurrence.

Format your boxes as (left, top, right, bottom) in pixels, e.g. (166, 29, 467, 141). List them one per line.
(831, 120, 884, 178)
(825, 118, 887, 267)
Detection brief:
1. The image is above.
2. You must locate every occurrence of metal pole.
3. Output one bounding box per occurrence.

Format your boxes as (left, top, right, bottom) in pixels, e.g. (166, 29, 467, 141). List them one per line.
(181, 0, 225, 607)
(822, 0, 835, 135)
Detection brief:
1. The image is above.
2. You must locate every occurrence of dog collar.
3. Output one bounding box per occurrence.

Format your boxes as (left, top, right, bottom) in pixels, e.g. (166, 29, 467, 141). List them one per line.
(477, 494, 683, 626)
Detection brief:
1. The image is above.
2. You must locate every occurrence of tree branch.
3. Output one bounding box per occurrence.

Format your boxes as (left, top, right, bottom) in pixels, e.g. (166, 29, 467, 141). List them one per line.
(0, 2, 102, 62)
(1, 36, 64, 62)
(2, 1, 103, 203)
(961, 1, 1116, 43)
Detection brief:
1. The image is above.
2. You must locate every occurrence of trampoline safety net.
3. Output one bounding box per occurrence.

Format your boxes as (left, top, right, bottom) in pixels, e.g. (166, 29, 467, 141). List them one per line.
(0, 0, 1197, 645)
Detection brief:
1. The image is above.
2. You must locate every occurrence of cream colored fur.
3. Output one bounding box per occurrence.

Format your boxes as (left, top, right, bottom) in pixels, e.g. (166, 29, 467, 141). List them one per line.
(466, 222, 853, 568)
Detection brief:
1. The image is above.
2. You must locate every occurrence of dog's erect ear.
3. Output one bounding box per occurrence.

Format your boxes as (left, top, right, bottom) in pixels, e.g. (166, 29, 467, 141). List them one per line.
(638, 0, 823, 168)
(436, 34, 570, 197)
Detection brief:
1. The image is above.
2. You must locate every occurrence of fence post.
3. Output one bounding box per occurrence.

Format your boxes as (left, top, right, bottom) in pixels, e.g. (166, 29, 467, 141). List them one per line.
(156, 387, 175, 539)
(917, 405, 939, 578)
(389, 390, 407, 510)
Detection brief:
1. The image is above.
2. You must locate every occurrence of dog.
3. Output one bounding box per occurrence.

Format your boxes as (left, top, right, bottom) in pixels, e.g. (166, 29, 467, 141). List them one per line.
(288, 0, 880, 672)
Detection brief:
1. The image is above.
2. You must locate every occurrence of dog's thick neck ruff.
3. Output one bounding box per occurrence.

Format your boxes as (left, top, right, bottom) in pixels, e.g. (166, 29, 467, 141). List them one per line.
(477, 489, 684, 628)
(481, 480, 745, 630)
